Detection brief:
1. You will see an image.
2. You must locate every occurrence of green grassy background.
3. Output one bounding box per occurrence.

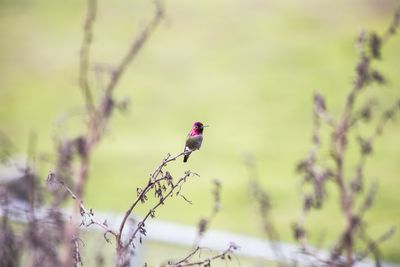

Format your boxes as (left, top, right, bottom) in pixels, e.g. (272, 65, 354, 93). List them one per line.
(1, 0, 400, 264)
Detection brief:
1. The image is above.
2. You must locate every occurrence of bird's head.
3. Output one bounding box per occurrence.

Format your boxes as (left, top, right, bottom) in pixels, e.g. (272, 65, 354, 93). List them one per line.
(192, 121, 208, 134)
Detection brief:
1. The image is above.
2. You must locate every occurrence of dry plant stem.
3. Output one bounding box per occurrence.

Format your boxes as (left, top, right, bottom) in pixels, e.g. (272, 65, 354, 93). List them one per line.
(164, 243, 238, 267)
(104, 0, 164, 95)
(295, 7, 400, 266)
(59, 150, 196, 267)
(192, 210, 218, 247)
(356, 226, 396, 264)
(244, 159, 287, 265)
(75, 0, 165, 197)
(192, 179, 221, 247)
(61, 0, 100, 261)
(73, 237, 82, 267)
(79, 0, 96, 111)
(171, 246, 202, 266)
(369, 99, 400, 141)
(351, 99, 400, 202)
(333, 118, 353, 265)
(76, 0, 165, 198)
(114, 151, 197, 267)
(58, 178, 117, 237)
(60, 1, 165, 265)
(333, 16, 399, 265)
(125, 171, 191, 246)
(117, 151, 186, 245)
(299, 249, 334, 266)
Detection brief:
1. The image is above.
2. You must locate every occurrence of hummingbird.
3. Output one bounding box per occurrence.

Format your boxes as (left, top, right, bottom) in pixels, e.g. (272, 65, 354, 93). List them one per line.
(183, 122, 207, 163)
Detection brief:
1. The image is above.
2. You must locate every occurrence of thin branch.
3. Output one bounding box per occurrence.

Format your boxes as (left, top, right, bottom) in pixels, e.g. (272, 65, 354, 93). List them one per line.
(123, 170, 194, 249)
(117, 151, 187, 244)
(104, 0, 164, 95)
(48, 173, 118, 238)
(73, 236, 83, 267)
(79, 0, 97, 111)
(163, 243, 239, 267)
(245, 157, 288, 265)
(171, 246, 202, 266)
(381, 5, 400, 43)
(370, 99, 400, 141)
(356, 226, 396, 263)
(193, 179, 222, 247)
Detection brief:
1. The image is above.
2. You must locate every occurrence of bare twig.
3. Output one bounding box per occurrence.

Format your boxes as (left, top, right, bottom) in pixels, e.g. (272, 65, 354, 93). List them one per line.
(79, 0, 97, 111)
(244, 156, 287, 265)
(125, 171, 194, 248)
(112, 151, 199, 266)
(48, 173, 118, 238)
(73, 236, 83, 267)
(104, 0, 164, 95)
(117, 151, 187, 243)
(356, 226, 396, 264)
(163, 243, 239, 267)
(193, 179, 222, 247)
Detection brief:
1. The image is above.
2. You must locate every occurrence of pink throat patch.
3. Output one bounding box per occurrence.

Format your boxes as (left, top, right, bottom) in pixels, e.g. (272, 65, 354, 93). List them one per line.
(190, 128, 202, 136)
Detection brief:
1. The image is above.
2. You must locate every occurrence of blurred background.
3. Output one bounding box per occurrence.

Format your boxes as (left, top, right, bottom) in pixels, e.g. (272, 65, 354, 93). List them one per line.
(1, 0, 399, 265)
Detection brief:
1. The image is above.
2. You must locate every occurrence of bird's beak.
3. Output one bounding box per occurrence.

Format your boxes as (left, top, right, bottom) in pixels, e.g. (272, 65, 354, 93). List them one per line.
(203, 125, 209, 128)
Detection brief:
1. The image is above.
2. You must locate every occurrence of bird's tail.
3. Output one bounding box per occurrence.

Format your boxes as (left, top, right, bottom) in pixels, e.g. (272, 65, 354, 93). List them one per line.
(183, 152, 190, 163)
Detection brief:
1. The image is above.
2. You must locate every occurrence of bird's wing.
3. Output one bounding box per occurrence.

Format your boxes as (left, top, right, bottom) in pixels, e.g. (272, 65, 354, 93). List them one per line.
(184, 133, 190, 151)
(185, 135, 203, 150)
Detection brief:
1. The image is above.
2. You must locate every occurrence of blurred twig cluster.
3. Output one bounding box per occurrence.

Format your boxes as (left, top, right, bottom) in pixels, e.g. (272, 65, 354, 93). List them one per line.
(244, 156, 287, 266)
(247, 5, 400, 267)
(294, 6, 400, 266)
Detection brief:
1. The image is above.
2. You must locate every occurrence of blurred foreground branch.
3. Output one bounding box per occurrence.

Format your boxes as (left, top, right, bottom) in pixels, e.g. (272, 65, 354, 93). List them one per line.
(294, 5, 400, 267)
